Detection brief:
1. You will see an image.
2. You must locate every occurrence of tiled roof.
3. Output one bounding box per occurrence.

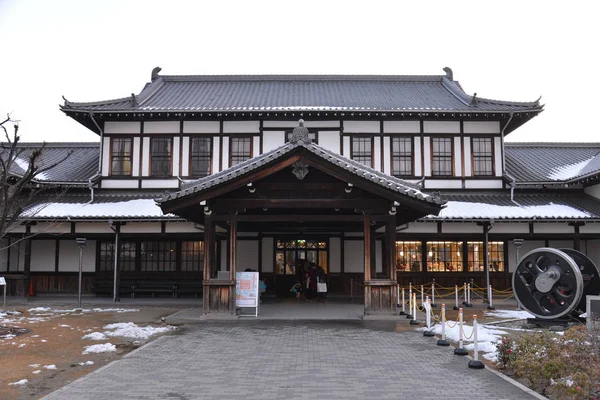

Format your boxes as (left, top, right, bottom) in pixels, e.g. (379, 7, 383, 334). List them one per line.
(23, 191, 180, 220)
(424, 191, 600, 220)
(158, 131, 444, 207)
(61, 70, 542, 115)
(505, 143, 600, 183)
(4, 142, 99, 183)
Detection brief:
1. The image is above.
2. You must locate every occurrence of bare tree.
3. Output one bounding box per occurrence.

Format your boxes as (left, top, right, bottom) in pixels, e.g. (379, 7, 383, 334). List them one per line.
(0, 114, 71, 247)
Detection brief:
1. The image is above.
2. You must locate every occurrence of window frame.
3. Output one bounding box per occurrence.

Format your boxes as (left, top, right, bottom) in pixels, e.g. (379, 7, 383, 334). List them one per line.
(430, 137, 454, 177)
(149, 136, 173, 177)
(189, 136, 213, 178)
(229, 136, 254, 167)
(350, 135, 374, 168)
(471, 137, 495, 176)
(109, 137, 133, 177)
(391, 136, 414, 177)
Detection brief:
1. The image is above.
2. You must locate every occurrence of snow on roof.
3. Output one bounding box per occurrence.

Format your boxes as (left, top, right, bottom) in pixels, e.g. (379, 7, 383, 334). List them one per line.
(428, 200, 593, 220)
(548, 157, 594, 180)
(24, 199, 175, 219)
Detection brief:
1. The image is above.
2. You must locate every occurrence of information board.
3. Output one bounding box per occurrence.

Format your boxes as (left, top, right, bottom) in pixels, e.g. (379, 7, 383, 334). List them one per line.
(235, 271, 259, 308)
(587, 295, 600, 331)
(0, 277, 5, 285)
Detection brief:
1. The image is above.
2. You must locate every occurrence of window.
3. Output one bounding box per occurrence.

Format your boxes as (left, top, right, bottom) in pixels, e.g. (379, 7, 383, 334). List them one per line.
(431, 137, 453, 176)
(275, 239, 328, 275)
(472, 137, 494, 176)
(98, 241, 137, 272)
(467, 242, 504, 272)
(110, 138, 132, 176)
(150, 137, 172, 176)
(140, 241, 176, 272)
(181, 241, 204, 272)
(351, 137, 373, 167)
(395, 241, 422, 272)
(190, 137, 212, 177)
(286, 131, 317, 143)
(230, 137, 252, 166)
(426, 241, 463, 272)
(392, 137, 413, 177)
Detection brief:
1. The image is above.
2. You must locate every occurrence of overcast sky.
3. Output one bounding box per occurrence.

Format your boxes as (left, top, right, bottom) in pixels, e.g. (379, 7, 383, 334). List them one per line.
(0, 0, 597, 143)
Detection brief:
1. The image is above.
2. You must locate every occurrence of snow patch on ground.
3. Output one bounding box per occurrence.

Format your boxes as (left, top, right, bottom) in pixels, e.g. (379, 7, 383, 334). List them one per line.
(484, 309, 534, 319)
(78, 361, 94, 366)
(82, 332, 107, 340)
(43, 364, 57, 370)
(103, 322, 175, 339)
(82, 343, 116, 354)
(32, 370, 41, 374)
(8, 379, 28, 386)
(29, 364, 40, 368)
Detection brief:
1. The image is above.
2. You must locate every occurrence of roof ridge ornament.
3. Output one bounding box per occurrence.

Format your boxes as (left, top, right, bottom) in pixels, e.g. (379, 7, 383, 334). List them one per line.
(130, 93, 138, 107)
(443, 67, 453, 80)
(151, 66, 162, 81)
(470, 92, 478, 106)
(290, 119, 310, 144)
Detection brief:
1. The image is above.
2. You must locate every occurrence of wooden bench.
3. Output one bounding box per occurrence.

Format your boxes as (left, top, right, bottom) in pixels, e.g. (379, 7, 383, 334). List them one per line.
(175, 281, 203, 298)
(131, 281, 177, 298)
(91, 280, 135, 297)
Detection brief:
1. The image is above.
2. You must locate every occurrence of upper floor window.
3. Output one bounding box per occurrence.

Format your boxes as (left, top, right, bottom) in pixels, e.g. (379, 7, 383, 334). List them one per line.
(286, 131, 318, 143)
(190, 137, 212, 177)
(351, 137, 373, 167)
(472, 137, 493, 176)
(150, 137, 172, 177)
(230, 137, 252, 166)
(431, 137, 453, 176)
(391, 137, 413, 177)
(111, 138, 132, 176)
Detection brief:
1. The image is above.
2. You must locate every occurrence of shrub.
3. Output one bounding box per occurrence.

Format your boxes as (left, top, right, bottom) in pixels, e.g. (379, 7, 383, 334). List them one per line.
(494, 335, 514, 369)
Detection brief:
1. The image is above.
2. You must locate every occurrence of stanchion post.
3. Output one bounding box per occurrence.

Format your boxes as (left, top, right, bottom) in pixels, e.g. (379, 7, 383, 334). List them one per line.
(431, 282, 437, 307)
(400, 288, 406, 315)
(410, 292, 419, 325)
(423, 297, 434, 336)
(437, 304, 449, 346)
(406, 287, 413, 319)
(468, 315, 485, 369)
(465, 283, 473, 307)
(454, 308, 468, 355)
(453, 285, 460, 310)
(420, 284, 424, 306)
(487, 285, 495, 310)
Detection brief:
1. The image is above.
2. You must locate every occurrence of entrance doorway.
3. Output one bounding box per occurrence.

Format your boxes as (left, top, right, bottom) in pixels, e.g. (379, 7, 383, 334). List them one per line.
(274, 238, 328, 297)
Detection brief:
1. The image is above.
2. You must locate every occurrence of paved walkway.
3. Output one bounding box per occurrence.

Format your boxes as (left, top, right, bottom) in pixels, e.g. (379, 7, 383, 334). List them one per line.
(43, 317, 542, 400)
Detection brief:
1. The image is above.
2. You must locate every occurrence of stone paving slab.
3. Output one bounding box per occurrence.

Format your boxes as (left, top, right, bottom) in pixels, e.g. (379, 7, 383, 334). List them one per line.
(43, 320, 544, 400)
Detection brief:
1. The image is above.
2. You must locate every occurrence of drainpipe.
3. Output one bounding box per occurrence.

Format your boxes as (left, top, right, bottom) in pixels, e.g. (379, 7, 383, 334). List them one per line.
(500, 112, 518, 203)
(87, 113, 103, 203)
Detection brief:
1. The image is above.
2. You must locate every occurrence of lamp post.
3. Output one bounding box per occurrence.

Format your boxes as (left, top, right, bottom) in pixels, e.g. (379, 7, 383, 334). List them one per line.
(513, 239, 524, 310)
(76, 237, 87, 310)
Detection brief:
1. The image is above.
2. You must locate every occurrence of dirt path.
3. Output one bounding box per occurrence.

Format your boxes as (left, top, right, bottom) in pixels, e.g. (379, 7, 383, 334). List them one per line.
(1, 306, 182, 400)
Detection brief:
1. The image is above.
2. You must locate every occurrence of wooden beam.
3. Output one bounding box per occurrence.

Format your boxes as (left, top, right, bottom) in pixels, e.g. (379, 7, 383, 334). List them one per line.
(212, 214, 366, 222)
(213, 198, 389, 211)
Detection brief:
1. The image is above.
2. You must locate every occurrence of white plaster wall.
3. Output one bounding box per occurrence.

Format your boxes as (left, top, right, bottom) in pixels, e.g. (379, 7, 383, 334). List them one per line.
(212, 137, 220, 173)
(581, 223, 600, 234)
(181, 137, 190, 176)
(183, 121, 220, 133)
(423, 136, 432, 176)
(172, 137, 180, 176)
(465, 180, 503, 189)
(329, 237, 341, 273)
(0, 239, 7, 272)
(424, 180, 462, 189)
(373, 136, 381, 172)
(583, 240, 600, 268)
(400, 223, 437, 234)
(221, 137, 229, 170)
(262, 120, 340, 128)
(59, 240, 96, 272)
(494, 137, 503, 177)
(141, 137, 150, 176)
(549, 240, 574, 249)
(132, 137, 141, 176)
(342, 136, 350, 157)
(463, 121, 500, 134)
(584, 184, 600, 200)
(383, 121, 420, 133)
(223, 121, 260, 133)
(343, 121, 379, 133)
(237, 240, 259, 271)
(165, 222, 203, 233)
(104, 122, 141, 134)
(463, 137, 472, 176)
(121, 223, 162, 234)
(102, 137, 110, 176)
(441, 223, 481, 234)
(344, 240, 364, 273)
(263, 131, 285, 153)
(319, 131, 340, 154)
(454, 137, 462, 177)
(507, 240, 544, 272)
(141, 179, 179, 189)
(31, 240, 55, 272)
(382, 136, 391, 175)
(144, 121, 179, 134)
(30, 222, 70, 234)
(76, 223, 114, 234)
(414, 137, 422, 176)
(423, 121, 460, 134)
(376, 240, 382, 274)
(490, 223, 529, 234)
(101, 180, 139, 189)
(262, 237, 274, 273)
(9, 241, 25, 271)
(253, 136, 261, 157)
(533, 224, 574, 234)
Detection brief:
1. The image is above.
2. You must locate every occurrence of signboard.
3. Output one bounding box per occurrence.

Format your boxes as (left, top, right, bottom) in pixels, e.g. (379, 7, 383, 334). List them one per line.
(235, 271, 259, 309)
(0, 277, 6, 285)
(587, 295, 600, 331)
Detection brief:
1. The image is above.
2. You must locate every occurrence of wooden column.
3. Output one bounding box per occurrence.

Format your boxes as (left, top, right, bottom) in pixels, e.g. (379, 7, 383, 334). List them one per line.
(24, 233, 32, 298)
(363, 214, 371, 282)
(387, 216, 397, 282)
(228, 213, 237, 311)
(202, 214, 213, 313)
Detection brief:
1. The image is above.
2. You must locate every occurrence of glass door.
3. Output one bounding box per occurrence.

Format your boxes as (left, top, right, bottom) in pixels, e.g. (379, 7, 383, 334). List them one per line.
(274, 239, 328, 297)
